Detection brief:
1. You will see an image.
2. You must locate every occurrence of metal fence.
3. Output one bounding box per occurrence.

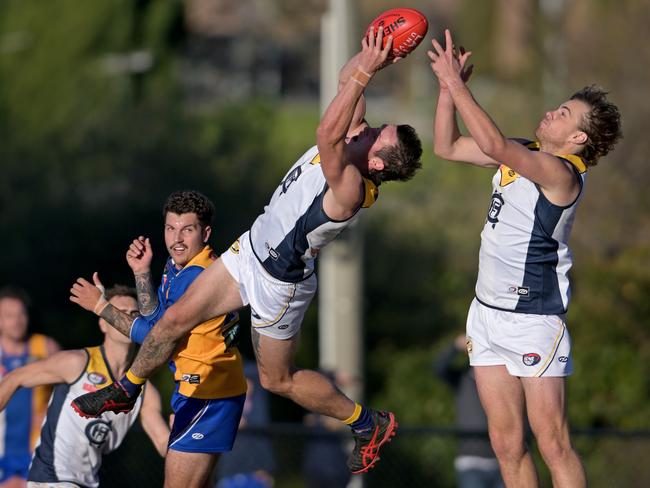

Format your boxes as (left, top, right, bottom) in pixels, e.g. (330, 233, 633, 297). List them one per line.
(99, 424, 650, 488)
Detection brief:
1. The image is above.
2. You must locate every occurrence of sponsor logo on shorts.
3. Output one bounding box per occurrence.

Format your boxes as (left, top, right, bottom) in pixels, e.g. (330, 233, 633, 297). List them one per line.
(181, 373, 201, 384)
(87, 372, 107, 385)
(466, 338, 473, 354)
(522, 353, 541, 366)
(277, 324, 290, 330)
(191, 433, 205, 440)
(507, 285, 530, 296)
(85, 420, 113, 446)
(558, 356, 569, 363)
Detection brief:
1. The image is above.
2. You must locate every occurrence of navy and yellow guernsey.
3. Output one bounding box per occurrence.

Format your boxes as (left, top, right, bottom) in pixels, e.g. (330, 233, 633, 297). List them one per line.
(476, 139, 587, 314)
(249, 145, 379, 282)
(130, 246, 246, 399)
(0, 334, 53, 481)
(29, 346, 143, 487)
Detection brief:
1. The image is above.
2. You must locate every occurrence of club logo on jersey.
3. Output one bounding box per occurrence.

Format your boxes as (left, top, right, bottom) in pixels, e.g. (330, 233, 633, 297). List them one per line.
(499, 164, 520, 186)
(522, 353, 541, 366)
(181, 373, 201, 384)
(87, 372, 107, 385)
(85, 420, 113, 446)
(486, 191, 505, 228)
(466, 337, 473, 354)
(281, 166, 302, 194)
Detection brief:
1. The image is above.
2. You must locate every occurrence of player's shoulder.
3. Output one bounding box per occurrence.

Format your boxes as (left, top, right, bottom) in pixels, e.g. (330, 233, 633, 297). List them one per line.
(49, 349, 89, 383)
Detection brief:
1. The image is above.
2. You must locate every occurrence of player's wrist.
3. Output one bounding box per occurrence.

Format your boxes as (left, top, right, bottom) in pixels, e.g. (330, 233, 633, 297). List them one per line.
(133, 269, 151, 277)
(350, 67, 372, 88)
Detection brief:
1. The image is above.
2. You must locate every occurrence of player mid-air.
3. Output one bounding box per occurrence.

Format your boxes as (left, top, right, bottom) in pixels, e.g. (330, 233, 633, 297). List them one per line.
(429, 29, 622, 487)
(72, 23, 423, 474)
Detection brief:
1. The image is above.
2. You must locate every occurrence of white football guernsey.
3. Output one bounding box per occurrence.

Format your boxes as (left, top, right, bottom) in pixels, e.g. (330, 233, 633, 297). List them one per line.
(28, 347, 143, 488)
(475, 141, 587, 314)
(249, 145, 378, 282)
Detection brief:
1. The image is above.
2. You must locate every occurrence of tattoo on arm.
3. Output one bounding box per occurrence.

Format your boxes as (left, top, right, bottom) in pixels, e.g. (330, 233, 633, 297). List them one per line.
(135, 272, 159, 316)
(131, 328, 179, 378)
(100, 304, 136, 338)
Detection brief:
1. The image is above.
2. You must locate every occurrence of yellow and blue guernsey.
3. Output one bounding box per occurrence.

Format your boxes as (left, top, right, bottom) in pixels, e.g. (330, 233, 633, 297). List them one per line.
(476, 139, 587, 314)
(0, 334, 53, 481)
(130, 245, 246, 400)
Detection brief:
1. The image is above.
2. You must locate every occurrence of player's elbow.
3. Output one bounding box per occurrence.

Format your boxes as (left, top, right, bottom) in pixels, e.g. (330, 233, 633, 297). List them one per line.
(161, 304, 195, 341)
(316, 124, 336, 147)
(433, 143, 453, 160)
(479, 136, 508, 160)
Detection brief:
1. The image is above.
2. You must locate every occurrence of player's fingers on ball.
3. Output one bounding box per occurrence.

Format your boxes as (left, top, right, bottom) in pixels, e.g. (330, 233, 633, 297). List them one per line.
(383, 35, 393, 54)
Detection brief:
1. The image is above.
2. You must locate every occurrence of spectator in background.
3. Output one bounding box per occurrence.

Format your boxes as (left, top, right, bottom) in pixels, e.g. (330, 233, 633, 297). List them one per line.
(435, 335, 504, 488)
(217, 361, 275, 488)
(0, 287, 59, 488)
(302, 370, 352, 488)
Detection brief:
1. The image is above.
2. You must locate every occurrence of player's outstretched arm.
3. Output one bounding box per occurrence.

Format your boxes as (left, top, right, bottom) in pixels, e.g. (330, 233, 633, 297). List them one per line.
(126, 236, 159, 316)
(317, 27, 393, 215)
(431, 30, 579, 199)
(70, 273, 137, 338)
(429, 38, 497, 168)
(140, 382, 170, 457)
(0, 350, 86, 411)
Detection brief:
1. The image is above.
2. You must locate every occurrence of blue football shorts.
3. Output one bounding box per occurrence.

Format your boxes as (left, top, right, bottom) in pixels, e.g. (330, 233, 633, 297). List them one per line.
(169, 392, 245, 453)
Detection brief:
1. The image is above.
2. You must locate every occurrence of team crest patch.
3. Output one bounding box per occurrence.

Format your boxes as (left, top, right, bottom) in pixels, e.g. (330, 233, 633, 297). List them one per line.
(487, 191, 505, 229)
(87, 372, 107, 385)
(499, 164, 519, 186)
(85, 420, 112, 446)
(522, 353, 541, 366)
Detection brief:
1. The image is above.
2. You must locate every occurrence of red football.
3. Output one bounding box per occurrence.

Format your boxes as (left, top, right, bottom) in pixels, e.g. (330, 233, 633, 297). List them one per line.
(366, 8, 429, 58)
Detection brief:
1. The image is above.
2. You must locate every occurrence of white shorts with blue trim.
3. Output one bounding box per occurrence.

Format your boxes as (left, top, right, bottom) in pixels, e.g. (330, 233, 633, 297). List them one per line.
(221, 231, 317, 340)
(466, 298, 573, 377)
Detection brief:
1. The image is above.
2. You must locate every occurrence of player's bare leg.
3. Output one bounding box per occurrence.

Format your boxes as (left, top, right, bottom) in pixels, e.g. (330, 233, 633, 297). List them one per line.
(251, 329, 354, 418)
(522, 377, 587, 488)
(474, 365, 539, 488)
(72, 258, 244, 417)
(251, 328, 396, 473)
(164, 450, 219, 488)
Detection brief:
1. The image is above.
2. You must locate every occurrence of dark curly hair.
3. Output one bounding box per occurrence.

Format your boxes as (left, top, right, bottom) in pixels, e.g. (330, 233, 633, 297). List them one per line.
(570, 85, 622, 166)
(105, 285, 137, 302)
(372, 124, 423, 184)
(163, 190, 215, 227)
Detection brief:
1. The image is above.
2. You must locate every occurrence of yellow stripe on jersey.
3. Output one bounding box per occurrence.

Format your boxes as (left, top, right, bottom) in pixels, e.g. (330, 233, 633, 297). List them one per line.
(526, 140, 587, 174)
(361, 178, 379, 208)
(29, 334, 53, 450)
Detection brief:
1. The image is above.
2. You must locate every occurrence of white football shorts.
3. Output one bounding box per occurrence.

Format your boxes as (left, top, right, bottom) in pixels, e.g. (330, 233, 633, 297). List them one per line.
(466, 298, 573, 377)
(221, 231, 317, 340)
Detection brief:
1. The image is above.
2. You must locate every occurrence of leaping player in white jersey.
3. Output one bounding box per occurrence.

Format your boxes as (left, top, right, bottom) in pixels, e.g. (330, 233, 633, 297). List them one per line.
(429, 30, 622, 488)
(0, 286, 169, 488)
(71, 27, 423, 474)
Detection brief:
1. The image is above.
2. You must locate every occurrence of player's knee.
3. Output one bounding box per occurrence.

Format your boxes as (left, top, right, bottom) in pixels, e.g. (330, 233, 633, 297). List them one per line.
(489, 429, 527, 463)
(536, 432, 574, 466)
(258, 369, 292, 396)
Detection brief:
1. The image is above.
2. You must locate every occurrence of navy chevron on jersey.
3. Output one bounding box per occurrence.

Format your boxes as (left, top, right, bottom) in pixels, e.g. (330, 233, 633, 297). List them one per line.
(28, 347, 143, 488)
(475, 140, 587, 314)
(250, 145, 378, 282)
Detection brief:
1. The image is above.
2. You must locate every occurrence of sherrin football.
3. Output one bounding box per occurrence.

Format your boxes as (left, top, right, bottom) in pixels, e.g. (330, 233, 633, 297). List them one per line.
(366, 7, 429, 58)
